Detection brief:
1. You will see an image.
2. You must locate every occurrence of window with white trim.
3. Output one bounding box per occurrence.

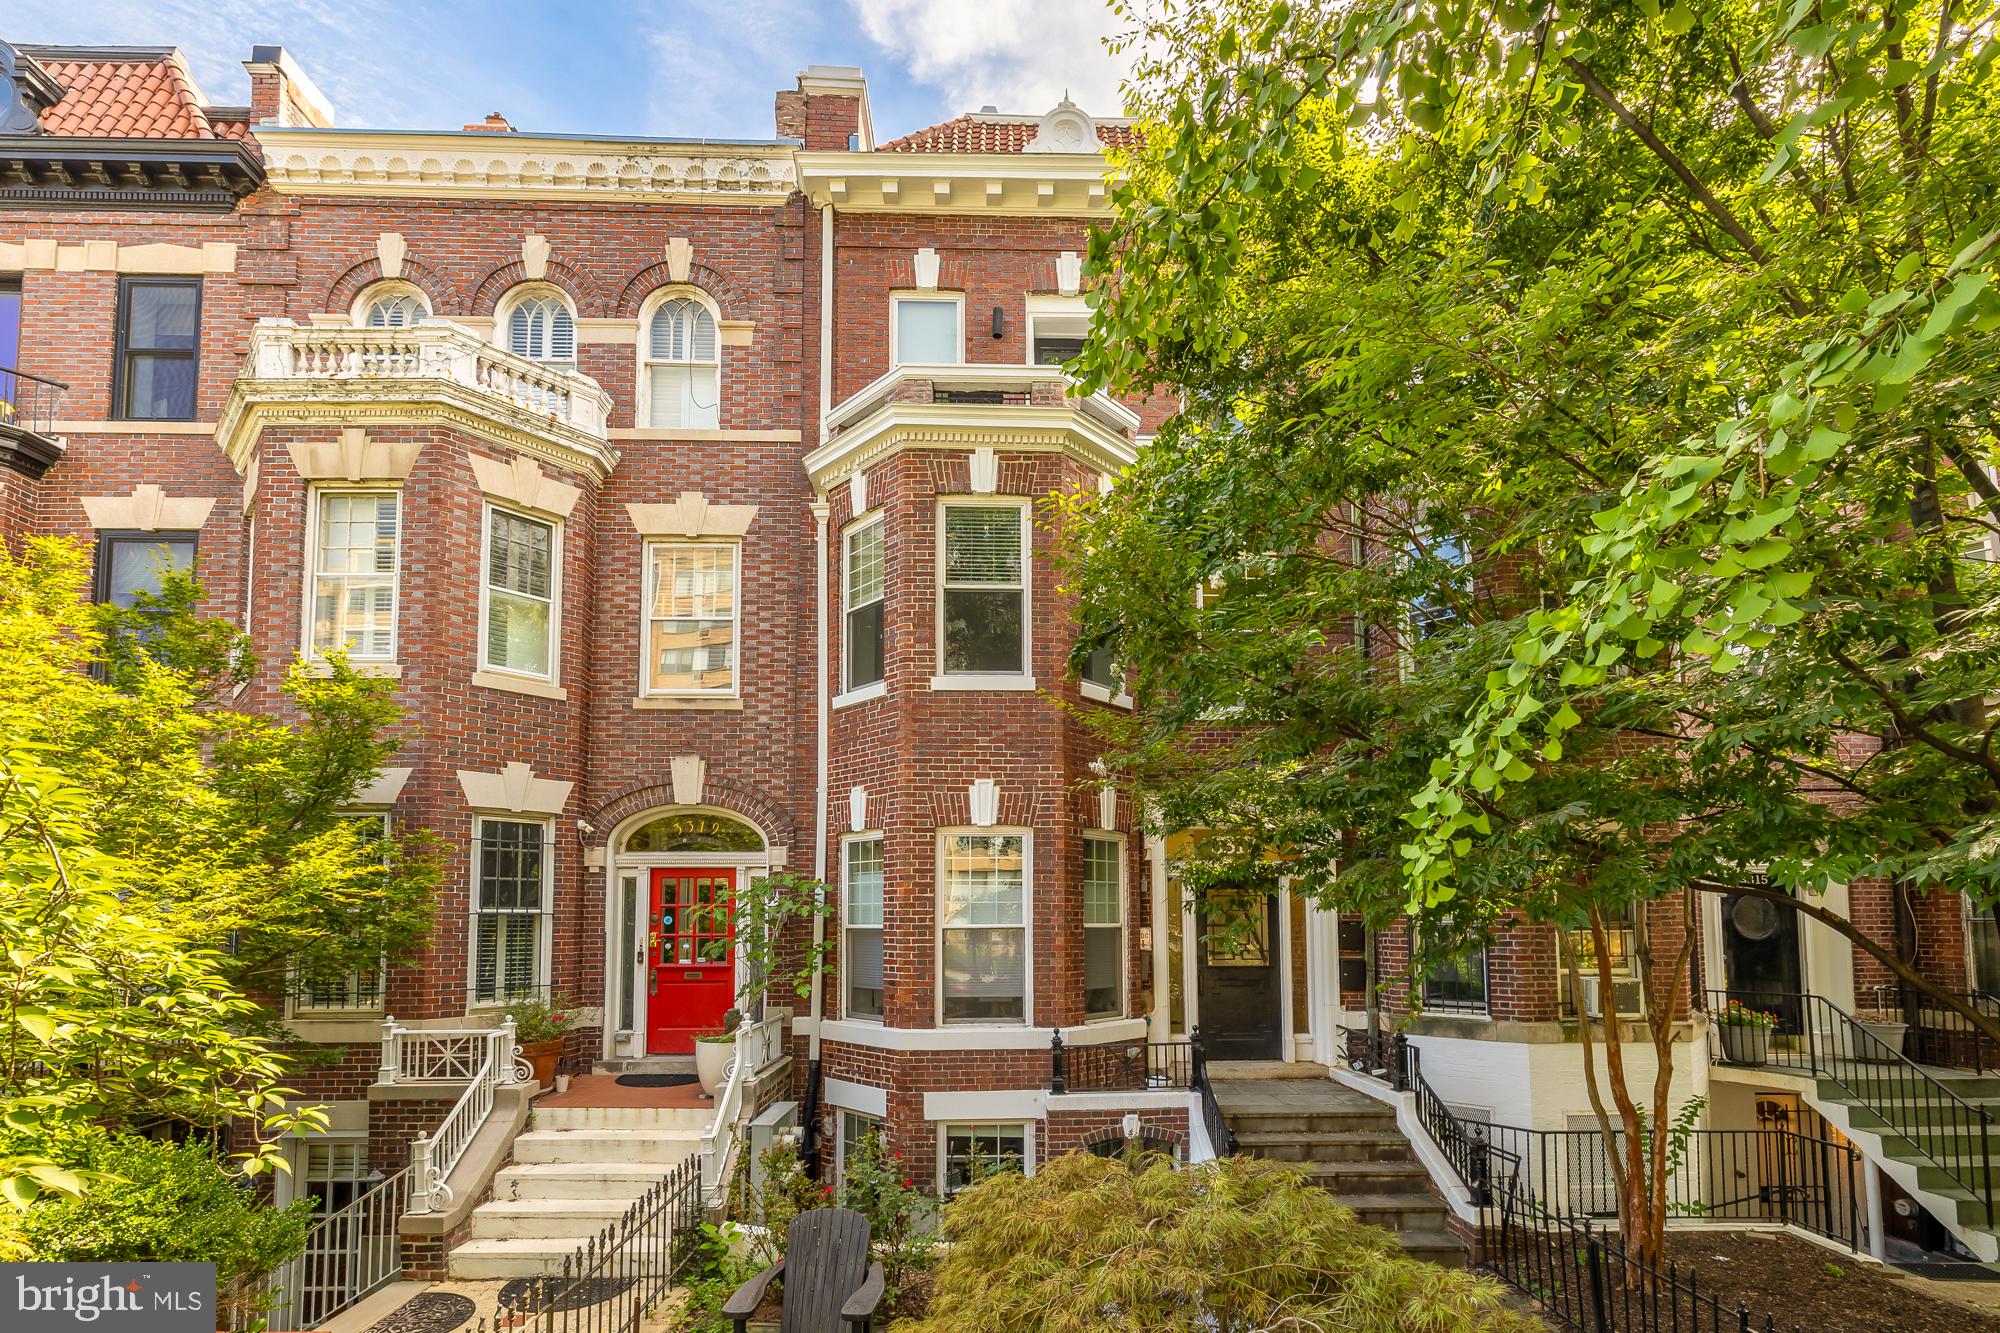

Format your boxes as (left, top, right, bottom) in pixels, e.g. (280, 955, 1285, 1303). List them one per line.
(482, 507, 557, 679)
(939, 503, 1027, 677)
(644, 543, 739, 695)
(505, 292, 576, 363)
(939, 831, 1027, 1024)
(839, 1109, 884, 1185)
(940, 1122, 1027, 1195)
(892, 295, 961, 365)
(362, 288, 429, 328)
(297, 1137, 370, 1217)
(309, 490, 399, 661)
(844, 517, 885, 691)
(645, 296, 719, 428)
(1083, 836, 1124, 1019)
(473, 816, 550, 1003)
(845, 835, 884, 1020)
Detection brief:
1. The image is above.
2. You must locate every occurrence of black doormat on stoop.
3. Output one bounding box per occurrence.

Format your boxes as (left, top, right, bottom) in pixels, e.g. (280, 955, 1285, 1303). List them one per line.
(614, 1073, 699, 1088)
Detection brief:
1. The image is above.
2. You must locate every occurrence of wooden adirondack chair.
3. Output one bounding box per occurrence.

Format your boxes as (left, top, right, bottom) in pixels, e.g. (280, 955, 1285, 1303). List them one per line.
(721, 1206, 886, 1333)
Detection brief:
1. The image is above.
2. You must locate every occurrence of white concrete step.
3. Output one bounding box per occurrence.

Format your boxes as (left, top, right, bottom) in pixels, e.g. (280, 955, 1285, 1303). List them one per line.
(534, 1104, 710, 1133)
(490, 1161, 688, 1201)
(510, 1128, 700, 1165)
(448, 1237, 584, 1279)
(468, 1197, 638, 1241)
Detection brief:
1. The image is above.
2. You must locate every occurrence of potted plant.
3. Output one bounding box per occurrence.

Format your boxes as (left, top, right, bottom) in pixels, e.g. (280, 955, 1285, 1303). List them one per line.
(696, 1008, 745, 1097)
(505, 995, 582, 1090)
(1714, 999, 1777, 1065)
(1855, 1010, 1910, 1062)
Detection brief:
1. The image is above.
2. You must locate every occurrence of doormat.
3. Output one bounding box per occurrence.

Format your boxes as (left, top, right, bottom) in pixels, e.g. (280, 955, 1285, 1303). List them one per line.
(614, 1073, 699, 1088)
(1892, 1261, 2000, 1281)
(364, 1291, 477, 1333)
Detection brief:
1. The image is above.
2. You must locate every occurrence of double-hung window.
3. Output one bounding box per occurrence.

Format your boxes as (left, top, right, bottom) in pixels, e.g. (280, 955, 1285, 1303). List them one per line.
(482, 508, 557, 679)
(96, 531, 196, 610)
(891, 295, 961, 365)
(309, 490, 400, 661)
(940, 1123, 1027, 1194)
(939, 832, 1026, 1023)
(645, 543, 738, 695)
(473, 817, 550, 1004)
(1082, 836, 1124, 1019)
(844, 518, 885, 691)
(645, 297, 719, 428)
(939, 503, 1028, 678)
(845, 835, 885, 1020)
(114, 277, 200, 420)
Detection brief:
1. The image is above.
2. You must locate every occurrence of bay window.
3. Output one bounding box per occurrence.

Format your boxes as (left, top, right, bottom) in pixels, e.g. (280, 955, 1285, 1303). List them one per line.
(645, 543, 738, 695)
(845, 835, 884, 1020)
(472, 816, 550, 1004)
(1083, 836, 1124, 1019)
(939, 502, 1028, 678)
(939, 831, 1027, 1024)
(482, 507, 557, 679)
(309, 490, 399, 661)
(844, 517, 885, 691)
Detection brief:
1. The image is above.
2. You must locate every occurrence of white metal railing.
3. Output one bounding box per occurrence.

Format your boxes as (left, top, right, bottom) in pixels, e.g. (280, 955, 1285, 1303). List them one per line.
(379, 1017, 525, 1213)
(245, 318, 614, 440)
(821, 362, 1141, 440)
(230, 1169, 410, 1332)
(700, 1016, 787, 1200)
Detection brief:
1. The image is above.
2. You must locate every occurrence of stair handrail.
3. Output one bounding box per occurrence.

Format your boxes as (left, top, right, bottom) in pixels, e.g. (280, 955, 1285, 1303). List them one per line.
(1395, 1035, 1524, 1205)
(1707, 989, 1994, 1226)
(1189, 1027, 1238, 1156)
(699, 1014, 785, 1200)
(403, 1018, 523, 1214)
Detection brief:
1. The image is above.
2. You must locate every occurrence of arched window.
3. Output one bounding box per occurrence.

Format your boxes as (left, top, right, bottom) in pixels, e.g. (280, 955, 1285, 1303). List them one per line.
(623, 811, 764, 854)
(504, 291, 576, 363)
(352, 282, 430, 329)
(645, 296, 719, 428)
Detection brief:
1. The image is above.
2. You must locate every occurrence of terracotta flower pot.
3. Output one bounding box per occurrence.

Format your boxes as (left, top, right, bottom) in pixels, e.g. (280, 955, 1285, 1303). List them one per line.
(696, 1036, 736, 1096)
(520, 1037, 563, 1090)
(1717, 1023, 1770, 1066)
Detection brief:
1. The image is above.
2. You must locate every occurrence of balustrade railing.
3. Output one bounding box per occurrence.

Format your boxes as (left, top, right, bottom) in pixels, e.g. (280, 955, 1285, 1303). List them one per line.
(1048, 1031, 1194, 1093)
(699, 1015, 785, 1200)
(229, 1169, 410, 1331)
(0, 364, 67, 438)
(379, 1017, 523, 1213)
(244, 319, 613, 440)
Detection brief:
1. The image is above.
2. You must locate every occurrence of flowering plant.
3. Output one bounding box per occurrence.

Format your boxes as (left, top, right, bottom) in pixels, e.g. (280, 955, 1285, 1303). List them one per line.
(505, 994, 583, 1043)
(1714, 999, 1778, 1029)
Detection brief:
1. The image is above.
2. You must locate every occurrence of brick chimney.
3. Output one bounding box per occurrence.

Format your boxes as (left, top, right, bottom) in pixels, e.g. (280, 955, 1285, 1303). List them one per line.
(780, 66, 871, 150)
(242, 45, 333, 127)
(463, 112, 514, 134)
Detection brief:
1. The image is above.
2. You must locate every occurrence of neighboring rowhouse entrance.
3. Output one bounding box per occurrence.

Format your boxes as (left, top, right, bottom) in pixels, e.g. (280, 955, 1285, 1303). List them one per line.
(649, 868, 735, 1054)
(1197, 892, 1284, 1061)
(1721, 876, 1804, 1034)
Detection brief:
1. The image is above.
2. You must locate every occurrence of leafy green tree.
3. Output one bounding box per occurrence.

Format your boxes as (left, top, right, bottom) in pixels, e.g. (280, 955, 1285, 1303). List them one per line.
(1067, 0, 1999, 1263)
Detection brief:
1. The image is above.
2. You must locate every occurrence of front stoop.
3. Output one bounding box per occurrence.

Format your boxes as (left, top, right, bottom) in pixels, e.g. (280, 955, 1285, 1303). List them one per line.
(445, 1103, 707, 1279)
(1214, 1074, 1469, 1267)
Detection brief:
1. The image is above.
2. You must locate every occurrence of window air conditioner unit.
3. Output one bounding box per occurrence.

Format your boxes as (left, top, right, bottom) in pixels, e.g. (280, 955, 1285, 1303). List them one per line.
(1579, 975, 1644, 1018)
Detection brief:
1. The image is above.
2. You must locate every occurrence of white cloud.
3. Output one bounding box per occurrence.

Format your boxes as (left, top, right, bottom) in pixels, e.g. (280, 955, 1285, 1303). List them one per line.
(847, 0, 1133, 119)
(637, 0, 831, 138)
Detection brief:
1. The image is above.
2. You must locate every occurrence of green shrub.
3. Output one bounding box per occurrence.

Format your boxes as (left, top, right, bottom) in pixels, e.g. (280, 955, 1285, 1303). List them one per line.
(19, 1132, 313, 1290)
(896, 1151, 1541, 1333)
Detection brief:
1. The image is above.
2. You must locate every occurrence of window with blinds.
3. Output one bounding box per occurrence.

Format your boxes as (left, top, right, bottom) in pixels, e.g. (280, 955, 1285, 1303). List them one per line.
(646, 543, 738, 694)
(483, 508, 556, 678)
(473, 817, 548, 1004)
(844, 518, 886, 690)
(310, 491, 399, 660)
(892, 295, 960, 365)
(940, 503, 1026, 675)
(845, 835, 884, 1020)
(939, 832, 1026, 1023)
(646, 297, 720, 428)
(364, 291, 428, 327)
(1083, 836, 1123, 1018)
(506, 293, 576, 362)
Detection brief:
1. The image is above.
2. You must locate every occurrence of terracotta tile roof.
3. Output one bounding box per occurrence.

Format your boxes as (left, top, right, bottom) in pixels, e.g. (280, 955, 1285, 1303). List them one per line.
(879, 114, 1141, 154)
(29, 51, 221, 140)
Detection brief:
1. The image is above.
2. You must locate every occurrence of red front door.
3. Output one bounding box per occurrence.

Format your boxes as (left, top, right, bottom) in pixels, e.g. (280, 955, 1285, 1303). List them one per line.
(649, 867, 736, 1054)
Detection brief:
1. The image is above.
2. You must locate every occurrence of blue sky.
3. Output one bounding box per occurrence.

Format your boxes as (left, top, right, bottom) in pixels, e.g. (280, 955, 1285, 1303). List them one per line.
(8, 0, 1136, 142)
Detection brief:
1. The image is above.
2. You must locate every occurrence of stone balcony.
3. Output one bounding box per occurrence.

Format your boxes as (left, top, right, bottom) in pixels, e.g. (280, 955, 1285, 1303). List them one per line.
(807, 362, 1139, 490)
(219, 319, 619, 480)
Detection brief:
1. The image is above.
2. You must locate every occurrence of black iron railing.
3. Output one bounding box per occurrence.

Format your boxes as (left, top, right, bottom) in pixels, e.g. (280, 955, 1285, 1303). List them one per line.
(1703, 989, 1994, 1224)
(1483, 1185, 1795, 1333)
(1908, 990, 2000, 1074)
(0, 365, 66, 438)
(1189, 1027, 1237, 1156)
(508, 1156, 705, 1333)
(1048, 1032, 1194, 1093)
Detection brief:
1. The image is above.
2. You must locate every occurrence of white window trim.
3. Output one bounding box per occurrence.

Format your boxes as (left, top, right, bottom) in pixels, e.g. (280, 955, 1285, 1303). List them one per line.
(477, 502, 563, 686)
(467, 813, 555, 1008)
(635, 286, 722, 430)
(303, 485, 402, 666)
(935, 1120, 1034, 1196)
(640, 539, 743, 700)
(832, 680, 889, 710)
(1023, 294, 1089, 368)
(1082, 831, 1127, 1022)
(494, 282, 578, 364)
(935, 825, 1034, 1028)
(842, 511, 887, 695)
(350, 279, 431, 327)
(889, 291, 965, 367)
(842, 830, 885, 1024)
(836, 1108, 886, 1187)
(933, 496, 1032, 687)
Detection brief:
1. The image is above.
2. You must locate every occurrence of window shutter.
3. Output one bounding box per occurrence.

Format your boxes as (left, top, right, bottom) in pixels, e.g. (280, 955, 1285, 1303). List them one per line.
(944, 507, 1022, 584)
(487, 597, 512, 670)
(549, 305, 575, 361)
(508, 306, 533, 358)
(649, 365, 690, 428)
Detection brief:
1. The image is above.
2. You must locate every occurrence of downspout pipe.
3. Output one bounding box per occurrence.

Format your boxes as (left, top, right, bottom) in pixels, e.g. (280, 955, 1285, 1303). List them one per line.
(808, 199, 835, 1064)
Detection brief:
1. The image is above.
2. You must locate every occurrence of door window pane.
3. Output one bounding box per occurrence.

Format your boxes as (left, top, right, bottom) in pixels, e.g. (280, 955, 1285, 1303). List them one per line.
(311, 492, 399, 659)
(647, 544, 737, 693)
(484, 509, 555, 677)
(940, 833, 1025, 1023)
(941, 505, 1026, 675)
(893, 298, 959, 365)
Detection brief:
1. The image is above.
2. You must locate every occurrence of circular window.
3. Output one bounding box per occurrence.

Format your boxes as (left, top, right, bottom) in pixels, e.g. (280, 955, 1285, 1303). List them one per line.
(624, 811, 764, 853)
(1729, 895, 1783, 942)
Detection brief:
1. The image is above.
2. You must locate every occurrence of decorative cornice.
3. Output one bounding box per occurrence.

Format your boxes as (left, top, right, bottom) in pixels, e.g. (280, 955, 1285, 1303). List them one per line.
(470, 452, 582, 519)
(256, 128, 798, 205)
(458, 761, 573, 816)
(803, 404, 1137, 491)
(79, 483, 216, 531)
(626, 491, 758, 539)
(0, 136, 262, 211)
(796, 149, 1112, 216)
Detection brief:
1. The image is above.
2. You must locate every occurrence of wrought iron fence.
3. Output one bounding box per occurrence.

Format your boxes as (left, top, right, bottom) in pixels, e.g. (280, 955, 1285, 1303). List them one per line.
(0, 364, 66, 438)
(1048, 1032, 1195, 1093)
(1908, 990, 2000, 1074)
(1189, 1027, 1238, 1156)
(509, 1156, 706, 1333)
(227, 1169, 408, 1332)
(1482, 1185, 1799, 1333)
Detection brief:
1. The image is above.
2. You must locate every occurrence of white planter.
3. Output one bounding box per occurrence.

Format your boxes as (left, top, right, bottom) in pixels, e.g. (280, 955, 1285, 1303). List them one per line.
(696, 1037, 735, 1095)
(553, 1073, 571, 1094)
(1856, 1020, 1909, 1062)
